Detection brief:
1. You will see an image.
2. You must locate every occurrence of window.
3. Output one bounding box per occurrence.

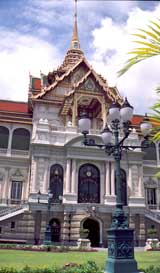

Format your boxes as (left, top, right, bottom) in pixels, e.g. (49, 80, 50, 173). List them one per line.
(78, 164, 100, 203)
(11, 221, 15, 230)
(49, 164, 63, 203)
(0, 126, 9, 149)
(11, 181, 22, 200)
(11, 128, 30, 150)
(146, 188, 157, 206)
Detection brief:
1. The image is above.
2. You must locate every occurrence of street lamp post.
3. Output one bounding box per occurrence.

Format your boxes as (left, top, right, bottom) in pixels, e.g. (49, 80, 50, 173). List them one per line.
(37, 190, 41, 204)
(44, 189, 53, 245)
(79, 98, 151, 273)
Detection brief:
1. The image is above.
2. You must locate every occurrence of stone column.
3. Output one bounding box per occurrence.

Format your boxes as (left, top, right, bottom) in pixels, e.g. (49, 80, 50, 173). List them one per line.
(7, 128, 13, 155)
(72, 96, 77, 127)
(65, 159, 71, 193)
(43, 159, 49, 193)
(100, 163, 105, 203)
(111, 162, 115, 195)
(71, 159, 76, 194)
(128, 164, 132, 197)
(102, 101, 107, 128)
(138, 165, 144, 197)
(105, 162, 110, 195)
(2, 168, 10, 202)
(30, 157, 37, 193)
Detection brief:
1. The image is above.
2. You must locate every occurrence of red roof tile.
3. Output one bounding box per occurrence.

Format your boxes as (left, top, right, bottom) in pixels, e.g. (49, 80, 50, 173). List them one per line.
(0, 101, 28, 113)
(131, 115, 143, 126)
(32, 78, 41, 90)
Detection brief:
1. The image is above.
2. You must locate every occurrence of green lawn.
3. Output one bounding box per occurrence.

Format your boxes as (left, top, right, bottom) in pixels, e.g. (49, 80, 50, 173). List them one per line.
(0, 250, 160, 270)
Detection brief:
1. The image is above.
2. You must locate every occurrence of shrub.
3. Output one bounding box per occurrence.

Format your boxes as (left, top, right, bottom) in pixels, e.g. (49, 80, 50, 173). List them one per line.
(0, 261, 103, 273)
(144, 266, 160, 273)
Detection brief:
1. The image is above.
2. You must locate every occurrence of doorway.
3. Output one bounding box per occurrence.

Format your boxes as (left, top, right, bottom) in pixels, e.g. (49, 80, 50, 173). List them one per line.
(49, 218, 61, 242)
(83, 218, 100, 247)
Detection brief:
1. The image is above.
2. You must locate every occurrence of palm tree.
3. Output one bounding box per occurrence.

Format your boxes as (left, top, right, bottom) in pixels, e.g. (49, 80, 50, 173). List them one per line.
(118, 19, 160, 177)
(118, 19, 160, 135)
(118, 19, 160, 77)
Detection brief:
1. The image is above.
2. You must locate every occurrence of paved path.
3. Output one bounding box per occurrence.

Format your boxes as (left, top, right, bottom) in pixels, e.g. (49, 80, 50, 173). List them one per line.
(93, 247, 144, 252)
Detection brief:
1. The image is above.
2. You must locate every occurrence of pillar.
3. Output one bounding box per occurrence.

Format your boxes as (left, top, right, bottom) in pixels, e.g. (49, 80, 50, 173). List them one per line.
(43, 159, 49, 193)
(72, 96, 77, 127)
(7, 128, 13, 155)
(30, 157, 37, 193)
(138, 165, 144, 197)
(2, 167, 9, 202)
(105, 162, 110, 195)
(71, 159, 76, 194)
(65, 159, 71, 193)
(111, 162, 115, 195)
(128, 164, 132, 197)
(102, 101, 107, 128)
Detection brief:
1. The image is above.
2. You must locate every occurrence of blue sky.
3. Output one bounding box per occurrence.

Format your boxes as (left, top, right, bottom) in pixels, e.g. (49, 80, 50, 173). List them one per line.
(0, 0, 160, 114)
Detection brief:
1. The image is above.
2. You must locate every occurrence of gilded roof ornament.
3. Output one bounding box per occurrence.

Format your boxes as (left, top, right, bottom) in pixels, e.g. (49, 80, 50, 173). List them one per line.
(70, 0, 80, 50)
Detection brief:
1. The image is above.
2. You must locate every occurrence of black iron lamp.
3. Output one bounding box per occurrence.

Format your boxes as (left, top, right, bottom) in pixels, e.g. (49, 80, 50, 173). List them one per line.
(79, 98, 151, 273)
(43, 189, 53, 245)
(37, 190, 41, 204)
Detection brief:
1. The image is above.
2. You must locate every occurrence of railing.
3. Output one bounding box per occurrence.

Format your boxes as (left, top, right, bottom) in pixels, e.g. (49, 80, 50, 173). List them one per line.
(0, 148, 7, 154)
(11, 150, 29, 156)
(145, 208, 160, 223)
(0, 205, 24, 217)
(147, 204, 160, 210)
(0, 149, 29, 157)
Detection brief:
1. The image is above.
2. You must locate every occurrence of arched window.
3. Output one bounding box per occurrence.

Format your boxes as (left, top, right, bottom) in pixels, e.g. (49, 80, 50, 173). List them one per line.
(142, 140, 156, 160)
(49, 164, 63, 203)
(11, 128, 30, 150)
(78, 163, 100, 203)
(115, 169, 127, 206)
(0, 126, 9, 149)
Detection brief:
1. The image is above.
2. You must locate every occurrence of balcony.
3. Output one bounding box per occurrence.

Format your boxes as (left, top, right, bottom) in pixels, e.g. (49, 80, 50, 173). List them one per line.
(33, 121, 141, 147)
(0, 148, 29, 158)
(146, 204, 160, 211)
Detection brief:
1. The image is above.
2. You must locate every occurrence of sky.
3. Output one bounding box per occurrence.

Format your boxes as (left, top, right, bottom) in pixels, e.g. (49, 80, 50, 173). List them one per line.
(0, 0, 160, 114)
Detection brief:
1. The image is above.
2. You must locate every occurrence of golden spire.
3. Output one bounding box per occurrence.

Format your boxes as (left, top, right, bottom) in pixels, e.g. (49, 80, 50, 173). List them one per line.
(59, 0, 83, 70)
(70, 0, 81, 50)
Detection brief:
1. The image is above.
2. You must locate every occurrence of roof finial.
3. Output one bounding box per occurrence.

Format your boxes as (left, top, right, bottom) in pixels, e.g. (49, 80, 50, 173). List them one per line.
(70, 0, 80, 50)
(75, 0, 77, 18)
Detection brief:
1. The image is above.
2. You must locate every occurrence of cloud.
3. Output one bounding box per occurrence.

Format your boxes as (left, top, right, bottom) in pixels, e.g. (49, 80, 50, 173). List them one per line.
(0, 28, 61, 101)
(90, 4, 160, 114)
(0, 0, 159, 114)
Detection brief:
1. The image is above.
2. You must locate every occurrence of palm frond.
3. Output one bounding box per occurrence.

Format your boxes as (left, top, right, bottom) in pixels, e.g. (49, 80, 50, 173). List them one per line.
(118, 19, 160, 77)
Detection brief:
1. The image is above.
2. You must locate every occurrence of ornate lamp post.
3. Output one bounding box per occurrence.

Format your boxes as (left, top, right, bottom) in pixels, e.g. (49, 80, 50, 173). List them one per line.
(37, 190, 41, 204)
(44, 189, 53, 245)
(79, 98, 151, 273)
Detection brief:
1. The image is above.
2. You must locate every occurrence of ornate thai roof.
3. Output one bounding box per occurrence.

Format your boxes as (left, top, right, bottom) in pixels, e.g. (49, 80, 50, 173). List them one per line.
(30, 0, 123, 105)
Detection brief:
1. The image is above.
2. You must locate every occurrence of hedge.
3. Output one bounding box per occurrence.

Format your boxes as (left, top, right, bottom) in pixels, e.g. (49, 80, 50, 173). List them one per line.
(0, 262, 160, 273)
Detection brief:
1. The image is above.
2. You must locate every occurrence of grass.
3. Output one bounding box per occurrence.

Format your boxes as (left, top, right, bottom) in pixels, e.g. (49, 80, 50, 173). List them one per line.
(0, 250, 160, 269)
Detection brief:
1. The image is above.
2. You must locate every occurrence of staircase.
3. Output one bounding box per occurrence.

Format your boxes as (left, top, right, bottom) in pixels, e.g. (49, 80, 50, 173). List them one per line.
(0, 205, 28, 221)
(145, 208, 160, 224)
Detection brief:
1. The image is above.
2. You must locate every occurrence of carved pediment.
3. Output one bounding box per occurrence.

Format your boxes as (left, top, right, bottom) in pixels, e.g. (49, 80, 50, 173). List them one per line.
(71, 67, 87, 85)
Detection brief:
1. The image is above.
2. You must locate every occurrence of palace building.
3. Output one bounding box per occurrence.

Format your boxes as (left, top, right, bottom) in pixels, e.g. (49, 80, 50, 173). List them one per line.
(0, 4, 159, 247)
